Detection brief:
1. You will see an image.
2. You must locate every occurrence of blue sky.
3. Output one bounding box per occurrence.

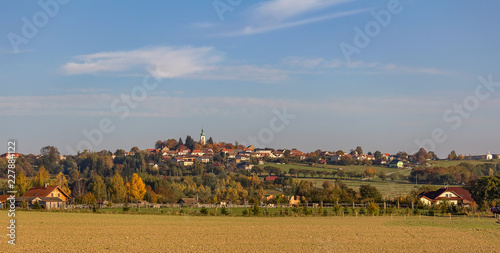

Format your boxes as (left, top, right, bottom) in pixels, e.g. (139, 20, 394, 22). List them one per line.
(1, 0, 499, 157)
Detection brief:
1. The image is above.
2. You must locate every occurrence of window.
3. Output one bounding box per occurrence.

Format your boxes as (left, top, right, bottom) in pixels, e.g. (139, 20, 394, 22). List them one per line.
(51, 193, 54, 197)
(58, 193, 61, 197)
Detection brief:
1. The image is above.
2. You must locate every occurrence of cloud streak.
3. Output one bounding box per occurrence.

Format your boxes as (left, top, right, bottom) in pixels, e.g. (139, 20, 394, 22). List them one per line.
(283, 57, 456, 76)
(255, 0, 354, 21)
(214, 0, 364, 36)
(219, 9, 367, 36)
(63, 46, 288, 82)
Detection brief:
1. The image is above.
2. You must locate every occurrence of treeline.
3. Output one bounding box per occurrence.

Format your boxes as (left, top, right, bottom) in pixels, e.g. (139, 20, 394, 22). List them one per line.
(409, 162, 500, 185)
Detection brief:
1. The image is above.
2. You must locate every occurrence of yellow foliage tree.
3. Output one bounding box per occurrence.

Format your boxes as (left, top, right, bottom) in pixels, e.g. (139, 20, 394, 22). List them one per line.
(55, 172, 71, 195)
(126, 173, 146, 203)
(15, 170, 32, 197)
(33, 166, 50, 187)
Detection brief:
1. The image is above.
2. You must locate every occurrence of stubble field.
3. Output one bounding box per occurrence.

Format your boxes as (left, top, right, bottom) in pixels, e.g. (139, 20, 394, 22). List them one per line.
(10, 212, 500, 252)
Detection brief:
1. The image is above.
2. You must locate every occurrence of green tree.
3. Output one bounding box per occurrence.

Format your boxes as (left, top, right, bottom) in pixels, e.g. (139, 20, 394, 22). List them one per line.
(207, 137, 214, 145)
(374, 151, 382, 160)
(466, 175, 500, 204)
(33, 166, 50, 187)
(355, 146, 363, 155)
(109, 173, 127, 203)
(185, 135, 195, 150)
(91, 175, 107, 200)
(359, 185, 382, 202)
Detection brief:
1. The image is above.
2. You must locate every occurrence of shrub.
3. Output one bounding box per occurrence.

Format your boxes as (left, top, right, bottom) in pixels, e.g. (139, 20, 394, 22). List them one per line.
(359, 207, 366, 215)
(367, 202, 379, 216)
(413, 208, 420, 215)
(323, 209, 328, 216)
(200, 207, 208, 216)
(252, 204, 261, 216)
(220, 207, 229, 216)
(333, 204, 342, 216)
(123, 203, 130, 213)
(242, 209, 249, 216)
(33, 201, 41, 210)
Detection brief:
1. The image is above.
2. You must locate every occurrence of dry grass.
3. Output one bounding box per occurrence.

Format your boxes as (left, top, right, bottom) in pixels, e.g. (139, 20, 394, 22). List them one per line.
(11, 212, 500, 252)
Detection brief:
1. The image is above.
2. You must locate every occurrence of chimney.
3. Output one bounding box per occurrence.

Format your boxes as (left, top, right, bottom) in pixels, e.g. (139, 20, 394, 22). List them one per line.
(45, 183, 49, 188)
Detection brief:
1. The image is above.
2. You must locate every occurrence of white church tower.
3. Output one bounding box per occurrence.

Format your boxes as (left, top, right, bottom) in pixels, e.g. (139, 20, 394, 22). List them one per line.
(200, 127, 206, 145)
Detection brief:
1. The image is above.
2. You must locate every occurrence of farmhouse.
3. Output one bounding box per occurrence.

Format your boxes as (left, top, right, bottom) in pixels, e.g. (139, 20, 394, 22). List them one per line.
(19, 185, 70, 209)
(418, 187, 475, 206)
(388, 160, 403, 168)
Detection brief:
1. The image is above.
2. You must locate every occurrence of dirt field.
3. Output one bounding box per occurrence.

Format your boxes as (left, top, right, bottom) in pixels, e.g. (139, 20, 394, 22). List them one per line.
(10, 212, 500, 252)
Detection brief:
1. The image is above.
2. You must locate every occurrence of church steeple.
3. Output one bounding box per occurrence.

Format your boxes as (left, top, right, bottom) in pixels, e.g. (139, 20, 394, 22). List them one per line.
(200, 127, 206, 145)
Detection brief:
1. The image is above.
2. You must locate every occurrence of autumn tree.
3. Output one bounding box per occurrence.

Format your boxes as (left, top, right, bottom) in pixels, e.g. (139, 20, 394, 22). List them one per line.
(33, 166, 51, 187)
(155, 140, 165, 150)
(165, 139, 178, 150)
(448, 150, 457, 160)
(15, 170, 32, 197)
(129, 146, 139, 154)
(415, 148, 428, 164)
(55, 172, 71, 195)
(363, 168, 376, 178)
(126, 173, 146, 203)
(109, 173, 127, 203)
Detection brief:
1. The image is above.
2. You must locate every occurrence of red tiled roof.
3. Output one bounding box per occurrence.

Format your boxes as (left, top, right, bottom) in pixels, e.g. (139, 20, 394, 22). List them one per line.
(0, 195, 10, 203)
(265, 176, 278, 181)
(22, 186, 70, 199)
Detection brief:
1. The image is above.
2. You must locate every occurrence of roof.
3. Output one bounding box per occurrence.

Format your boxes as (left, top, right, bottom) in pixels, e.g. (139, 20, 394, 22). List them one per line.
(22, 186, 70, 199)
(265, 176, 278, 181)
(178, 198, 198, 204)
(418, 187, 474, 203)
(0, 195, 11, 203)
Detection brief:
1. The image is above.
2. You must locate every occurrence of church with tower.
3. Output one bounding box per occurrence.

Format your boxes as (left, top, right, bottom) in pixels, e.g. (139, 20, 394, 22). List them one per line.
(200, 127, 206, 145)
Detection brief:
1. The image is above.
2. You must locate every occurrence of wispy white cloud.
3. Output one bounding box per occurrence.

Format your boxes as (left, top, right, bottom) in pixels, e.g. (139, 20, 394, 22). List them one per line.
(283, 57, 456, 76)
(255, 0, 353, 21)
(219, 9, 367, 36)
(63, 47, 288, 82)
(215, 0, 364, 36)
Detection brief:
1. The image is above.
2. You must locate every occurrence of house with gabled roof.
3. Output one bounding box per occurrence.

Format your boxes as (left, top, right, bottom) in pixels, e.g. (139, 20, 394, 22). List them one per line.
(418, 187, 475, 206)
(20, 185, 70, 209)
